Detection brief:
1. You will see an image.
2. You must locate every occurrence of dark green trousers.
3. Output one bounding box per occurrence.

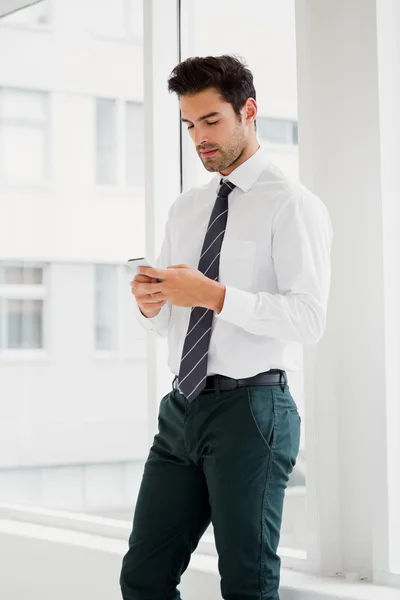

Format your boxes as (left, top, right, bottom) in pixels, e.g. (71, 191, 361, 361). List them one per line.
(120, 378, 301, 600)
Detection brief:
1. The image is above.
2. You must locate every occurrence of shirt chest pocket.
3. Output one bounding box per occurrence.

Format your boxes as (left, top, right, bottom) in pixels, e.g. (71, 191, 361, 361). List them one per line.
(219, 240, 257, 290)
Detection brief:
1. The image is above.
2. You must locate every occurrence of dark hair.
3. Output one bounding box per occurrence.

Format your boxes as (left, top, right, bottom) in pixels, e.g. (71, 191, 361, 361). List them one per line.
(167, 55, 256, 118)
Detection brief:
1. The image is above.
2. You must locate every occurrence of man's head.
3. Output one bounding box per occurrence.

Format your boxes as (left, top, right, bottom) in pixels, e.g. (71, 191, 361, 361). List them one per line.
(168, 55, 258, 175)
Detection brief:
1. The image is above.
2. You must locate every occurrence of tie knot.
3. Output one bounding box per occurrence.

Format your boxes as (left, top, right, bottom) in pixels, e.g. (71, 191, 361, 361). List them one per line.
(218, 179, 235, 197)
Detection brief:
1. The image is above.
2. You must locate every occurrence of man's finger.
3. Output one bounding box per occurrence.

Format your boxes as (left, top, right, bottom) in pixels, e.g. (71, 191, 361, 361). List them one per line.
(135, 281, 164, 294)
(137, 266, 170, 280)
(132, 274, 153, 283)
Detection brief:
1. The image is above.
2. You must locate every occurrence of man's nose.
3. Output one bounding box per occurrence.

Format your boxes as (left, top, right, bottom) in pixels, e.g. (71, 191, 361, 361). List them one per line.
(194, 127, 208, 147)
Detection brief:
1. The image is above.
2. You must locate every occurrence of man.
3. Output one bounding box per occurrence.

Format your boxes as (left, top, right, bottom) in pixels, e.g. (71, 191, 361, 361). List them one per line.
(120, 55, 332, 600)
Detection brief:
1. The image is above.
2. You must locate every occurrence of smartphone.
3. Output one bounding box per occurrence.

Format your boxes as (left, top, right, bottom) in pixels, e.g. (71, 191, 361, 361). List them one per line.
(127, 257, 163, 282)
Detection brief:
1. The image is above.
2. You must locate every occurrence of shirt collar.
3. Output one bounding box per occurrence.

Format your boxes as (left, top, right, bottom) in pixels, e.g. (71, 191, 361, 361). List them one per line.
(218, 145, 270, 193)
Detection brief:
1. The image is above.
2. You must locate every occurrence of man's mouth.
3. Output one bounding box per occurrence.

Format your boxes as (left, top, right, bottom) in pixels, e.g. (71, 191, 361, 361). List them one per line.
(200, 149, 218, 158)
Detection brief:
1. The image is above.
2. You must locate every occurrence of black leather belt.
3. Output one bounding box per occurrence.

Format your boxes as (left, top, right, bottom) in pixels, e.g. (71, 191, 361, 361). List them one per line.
(173, 369, 287, 394)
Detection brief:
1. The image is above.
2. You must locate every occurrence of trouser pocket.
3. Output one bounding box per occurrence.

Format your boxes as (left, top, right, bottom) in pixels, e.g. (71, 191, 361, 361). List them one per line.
(247, 385, 301, 470)
(246, 386, 276, 451)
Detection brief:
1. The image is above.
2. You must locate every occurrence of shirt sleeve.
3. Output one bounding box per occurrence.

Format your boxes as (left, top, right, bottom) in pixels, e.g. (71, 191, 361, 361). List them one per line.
(135, 206, 174, 338)
(215, 191, 333, 344)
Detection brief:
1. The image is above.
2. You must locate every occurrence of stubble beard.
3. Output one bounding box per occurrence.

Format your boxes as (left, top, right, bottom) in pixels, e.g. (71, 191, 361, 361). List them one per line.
(199, 124, 247, 173)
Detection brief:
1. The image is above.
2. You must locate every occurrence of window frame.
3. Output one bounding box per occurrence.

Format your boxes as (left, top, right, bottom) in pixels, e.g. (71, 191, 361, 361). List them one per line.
(94, 97, 144, 191)
(0, 262, 47, 354)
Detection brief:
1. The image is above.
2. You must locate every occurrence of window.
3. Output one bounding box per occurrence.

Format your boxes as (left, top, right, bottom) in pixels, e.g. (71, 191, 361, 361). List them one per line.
(95, 98, 117, 185)
(95, 99, 144, 187)
(95, 264, 117, 351)
(0, 1, 49, 26)
(0, 264, 45, 350)
(257, 116, 298, 145)
(126, 102, 144, 187)
(0, 88, 49, 183)
(180, 0, 305, 552)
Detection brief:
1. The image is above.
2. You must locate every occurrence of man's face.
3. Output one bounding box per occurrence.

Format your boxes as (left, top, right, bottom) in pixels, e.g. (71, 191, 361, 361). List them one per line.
(180, 88, 249, 173)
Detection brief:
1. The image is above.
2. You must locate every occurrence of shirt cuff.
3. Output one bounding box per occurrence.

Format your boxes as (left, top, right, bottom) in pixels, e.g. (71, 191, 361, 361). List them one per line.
(136, 303, 170, 333)
(215, 285, 257, 328)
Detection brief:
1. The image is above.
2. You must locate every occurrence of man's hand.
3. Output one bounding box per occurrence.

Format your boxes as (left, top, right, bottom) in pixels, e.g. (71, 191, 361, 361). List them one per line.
(130, 273, 167, 318)
(134, 264, 226, 313)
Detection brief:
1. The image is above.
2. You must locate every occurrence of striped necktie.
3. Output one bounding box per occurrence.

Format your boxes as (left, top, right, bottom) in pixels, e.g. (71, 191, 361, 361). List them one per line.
(177, 179, 236, 402)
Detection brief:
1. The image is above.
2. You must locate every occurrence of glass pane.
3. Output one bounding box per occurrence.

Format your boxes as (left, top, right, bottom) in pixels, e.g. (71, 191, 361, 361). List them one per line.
(0, 88, 46, 121)
(0, 1, 49, 26)
(181, 0, 299, 184)
(4, 266, 43, 285)
(0, 124, 46, 181)
(126, 102, 144, 187)
(96, 98, 117, 185)
(7, 298, 43, 349)
(95, 265, 117, 350)
(24, 267, 43, 285)
(258, 117, 297, 145)
(293, 122, 298, 145)
(4, 267, 25, 284)
(0, 0, 146, 537)
(180, 0, 304, 551)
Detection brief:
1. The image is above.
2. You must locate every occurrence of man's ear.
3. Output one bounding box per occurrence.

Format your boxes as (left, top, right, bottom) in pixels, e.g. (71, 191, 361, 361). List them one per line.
(245, 98, 257, 125)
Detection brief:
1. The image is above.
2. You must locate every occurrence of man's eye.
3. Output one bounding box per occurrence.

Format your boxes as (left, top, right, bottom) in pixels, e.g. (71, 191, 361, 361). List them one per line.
(186, 121, 218, 130)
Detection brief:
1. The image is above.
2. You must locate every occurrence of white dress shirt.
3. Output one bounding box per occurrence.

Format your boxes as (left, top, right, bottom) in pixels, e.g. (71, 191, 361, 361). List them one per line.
(135, 146, 333, 378)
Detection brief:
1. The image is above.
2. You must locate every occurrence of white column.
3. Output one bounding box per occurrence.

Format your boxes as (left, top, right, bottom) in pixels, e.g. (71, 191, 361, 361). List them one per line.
(374, 0, 400, 585)
(143, 0, 181, 441)
(296, 0, 391, 580)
